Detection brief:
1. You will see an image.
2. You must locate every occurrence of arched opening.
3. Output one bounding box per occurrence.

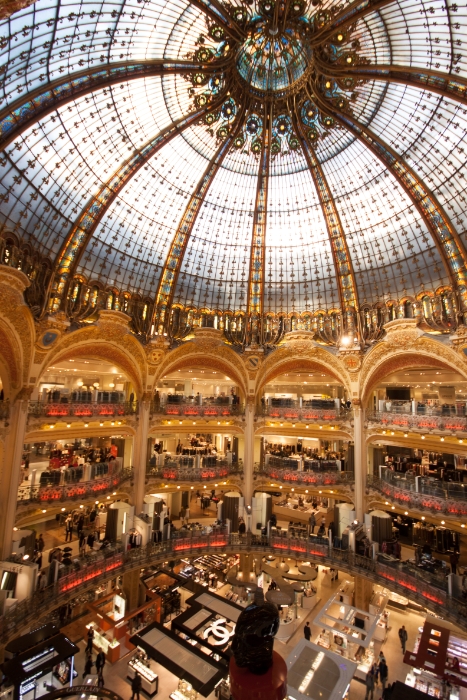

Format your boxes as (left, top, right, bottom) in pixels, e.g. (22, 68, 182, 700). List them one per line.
(256, 364, 352, 488)
(18, 354, 139, 546)
(149, 362, 244, 478)
(364, 358, 467, 515)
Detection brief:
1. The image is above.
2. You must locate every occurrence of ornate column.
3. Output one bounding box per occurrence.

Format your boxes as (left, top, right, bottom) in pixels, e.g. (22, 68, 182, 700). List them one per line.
(0, 389, 30, 559)
(242, 397, 255, 508)
(133, 393, 151, 514)
(352, 400, 365, 522)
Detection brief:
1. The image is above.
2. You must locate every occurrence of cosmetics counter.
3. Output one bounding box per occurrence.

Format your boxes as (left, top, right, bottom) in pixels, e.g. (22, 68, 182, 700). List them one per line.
(127, 649, 159, 697)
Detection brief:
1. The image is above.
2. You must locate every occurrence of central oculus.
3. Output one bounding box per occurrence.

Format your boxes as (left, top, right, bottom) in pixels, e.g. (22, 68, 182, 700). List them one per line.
(236, 22, 312, 94)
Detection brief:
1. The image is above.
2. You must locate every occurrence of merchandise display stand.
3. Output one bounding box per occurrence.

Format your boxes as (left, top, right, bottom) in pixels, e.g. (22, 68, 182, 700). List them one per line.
(313, 587, 381, 681)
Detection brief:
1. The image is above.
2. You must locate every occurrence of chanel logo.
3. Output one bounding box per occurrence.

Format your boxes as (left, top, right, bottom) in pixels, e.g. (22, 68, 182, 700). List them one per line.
(202, 617, 235, 646)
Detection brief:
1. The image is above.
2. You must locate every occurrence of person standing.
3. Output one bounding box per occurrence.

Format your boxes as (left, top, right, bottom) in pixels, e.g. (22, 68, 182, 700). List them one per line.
(379, 659, 388, 693)
(131, 672, 142, 700)
(86, 626, 94, 654)
(77, 514, 85, 538)
(450, 551, 459, 575)
(304, 622, 311, 641)
(38, 534, 45, 553)
(399, 625, 408, 654)
(184, 506, 190, 525)
(95, 650, 106, 679)
(365, 669, 375, 700)
(65, 515, 73, 542)
(82, 653, 93, 680)
(309, 513, 316, 535)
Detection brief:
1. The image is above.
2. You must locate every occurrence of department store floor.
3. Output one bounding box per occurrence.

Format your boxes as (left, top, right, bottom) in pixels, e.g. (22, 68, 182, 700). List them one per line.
(43, 507, 465, 700)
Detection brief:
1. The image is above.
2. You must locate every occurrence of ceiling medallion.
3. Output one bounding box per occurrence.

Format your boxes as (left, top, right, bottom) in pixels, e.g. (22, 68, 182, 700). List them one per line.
(185, 0, 368, 156)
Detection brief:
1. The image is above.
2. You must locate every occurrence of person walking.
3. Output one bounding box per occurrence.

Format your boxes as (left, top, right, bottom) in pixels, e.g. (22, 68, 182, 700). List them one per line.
(184, 506, 190, 525)
(131, 672, 142, 700)
(82, 653, 93, 680)
(364, 669, 375, 700)
(304, 622, 311, 641)
(95, 650, 106, 679)
(379, 659, 388, 692)
(399, 625, 408, 654)
(309, 513, 316, 535)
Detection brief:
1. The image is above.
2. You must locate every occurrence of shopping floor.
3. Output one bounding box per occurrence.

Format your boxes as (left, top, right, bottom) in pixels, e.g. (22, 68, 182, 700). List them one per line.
(54, 562, 459, 700)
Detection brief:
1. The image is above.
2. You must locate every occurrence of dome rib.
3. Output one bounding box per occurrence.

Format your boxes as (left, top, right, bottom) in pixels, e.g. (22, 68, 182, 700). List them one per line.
(0, 59, 227, 153)
(313, 87, 467, 314)
(247, 103, 271, 324)
(309, 0, 395, 47)
(154, 101, 247, 334)
(314, 57, 467, 107)
(49, 95, 227, 313)
(191, 0, 246, 41)
(293, 111, 359, 312)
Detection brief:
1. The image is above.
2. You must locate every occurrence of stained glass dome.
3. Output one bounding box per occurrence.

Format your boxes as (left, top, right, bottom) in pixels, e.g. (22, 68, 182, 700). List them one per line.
(0, 0, 466, 343)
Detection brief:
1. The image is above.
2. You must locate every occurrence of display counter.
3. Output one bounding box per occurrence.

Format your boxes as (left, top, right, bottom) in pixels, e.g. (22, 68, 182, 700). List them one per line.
(405, 670, 459, 699)
(128, 657, 159, 696)
(86, 623, 120, 663)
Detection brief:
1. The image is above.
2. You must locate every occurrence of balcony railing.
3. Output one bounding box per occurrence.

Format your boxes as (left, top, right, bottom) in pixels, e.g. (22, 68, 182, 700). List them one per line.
(259, 464, 355, 486)
(260, 403, 350, 423)
(2, 530, 466, 644)
(17, 467, 133, 505)
(147, 461, 239, 481)
(375, 400, 467, 417)
(28, 400, 138, 419)
(150, 398, 244, 418)
(368, 473, 467, 518)
(367, 410, 467, 433)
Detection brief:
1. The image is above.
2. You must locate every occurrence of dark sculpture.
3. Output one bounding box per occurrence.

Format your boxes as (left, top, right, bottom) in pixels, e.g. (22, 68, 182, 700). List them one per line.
(231, 590, 279, 675)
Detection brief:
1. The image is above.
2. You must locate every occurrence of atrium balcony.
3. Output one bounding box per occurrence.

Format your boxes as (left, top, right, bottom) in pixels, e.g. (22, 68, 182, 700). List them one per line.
(367, 400, 467, 435)
(368, 469, 467, 518)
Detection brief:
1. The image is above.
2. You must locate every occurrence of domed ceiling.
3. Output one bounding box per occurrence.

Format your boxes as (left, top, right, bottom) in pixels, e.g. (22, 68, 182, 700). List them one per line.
(0, 0, 467, 339)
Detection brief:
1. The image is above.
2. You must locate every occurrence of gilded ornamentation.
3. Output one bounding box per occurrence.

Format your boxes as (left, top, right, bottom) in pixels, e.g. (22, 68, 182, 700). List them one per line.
(255, 343, 351, 397)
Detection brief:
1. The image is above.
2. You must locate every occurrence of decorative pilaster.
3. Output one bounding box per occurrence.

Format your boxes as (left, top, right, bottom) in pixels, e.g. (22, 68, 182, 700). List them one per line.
(352, 400, 365, 521)
(0, 390, 31, 558)
(243, 398, 255, 507)
(133, 394, 151, 513)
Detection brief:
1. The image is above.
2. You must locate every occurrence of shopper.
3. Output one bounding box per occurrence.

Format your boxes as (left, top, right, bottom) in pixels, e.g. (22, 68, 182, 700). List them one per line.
(309, 513, 316, 534)
(379, 659, 388, 692)
(184, 506, 190, 525)
(65, 515, 73, 542)
(38, 534, 45, 553)
(131, 672, 142, 700)
(95, 649, 106, 678)
(450, 551, 459, 575)
(238, 519, 246, 535)
(86, 626, 94, 654)
(398, 625, 408, 653)
(304, 622, 311, 641)
(364, 668, 375, 700)
(82, 653, 93, 680)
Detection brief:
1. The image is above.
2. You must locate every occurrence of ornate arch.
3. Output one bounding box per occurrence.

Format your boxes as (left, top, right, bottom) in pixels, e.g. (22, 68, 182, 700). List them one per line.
(36, 318, 147, 397)
(0, 267, 35, 392)
(254, 343, 352, 398)
(360, 334, 467, 407)
(153, 341, 248, 398)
